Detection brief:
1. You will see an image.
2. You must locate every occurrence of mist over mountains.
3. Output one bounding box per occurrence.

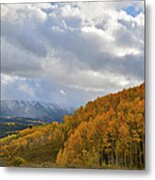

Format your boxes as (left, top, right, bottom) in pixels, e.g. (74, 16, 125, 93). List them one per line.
(1, 100, 74, 122)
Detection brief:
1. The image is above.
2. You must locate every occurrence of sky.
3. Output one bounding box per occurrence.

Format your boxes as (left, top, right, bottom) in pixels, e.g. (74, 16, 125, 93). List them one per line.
(1, 1, 144, 108)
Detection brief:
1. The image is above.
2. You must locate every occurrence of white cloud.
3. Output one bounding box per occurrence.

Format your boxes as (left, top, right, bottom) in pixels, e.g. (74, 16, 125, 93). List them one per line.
(1, 2, 144, 106)
(18, 83, 35, 97)
(1, 74, 16, 85)
(60, 89, 66, 96)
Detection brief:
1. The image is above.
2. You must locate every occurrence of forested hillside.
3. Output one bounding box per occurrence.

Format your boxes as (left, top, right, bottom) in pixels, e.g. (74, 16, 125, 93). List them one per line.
(0, 83, 145, 169)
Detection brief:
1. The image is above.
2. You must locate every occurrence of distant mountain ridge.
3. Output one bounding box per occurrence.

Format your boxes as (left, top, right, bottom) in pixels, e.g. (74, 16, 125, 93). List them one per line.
(1, 100, 73, 122)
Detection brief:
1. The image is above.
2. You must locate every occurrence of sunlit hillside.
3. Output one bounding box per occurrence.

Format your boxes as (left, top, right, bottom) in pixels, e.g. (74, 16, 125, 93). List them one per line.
(0, 83, 144, 169)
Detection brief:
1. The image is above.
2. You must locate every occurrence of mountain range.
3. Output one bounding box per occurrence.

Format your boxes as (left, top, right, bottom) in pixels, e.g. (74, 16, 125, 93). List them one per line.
(1, 100, 73, 122)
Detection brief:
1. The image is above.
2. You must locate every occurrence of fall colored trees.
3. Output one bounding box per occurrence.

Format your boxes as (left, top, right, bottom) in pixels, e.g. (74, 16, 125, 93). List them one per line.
(0, 83, 145, 169)
(56, 83, 145, 169)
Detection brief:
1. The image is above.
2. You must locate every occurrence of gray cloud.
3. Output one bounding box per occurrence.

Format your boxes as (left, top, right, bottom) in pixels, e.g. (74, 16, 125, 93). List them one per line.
(1, 2, 144, 107)
(2, 22, 47, 57)
(1, 38, 44, 78)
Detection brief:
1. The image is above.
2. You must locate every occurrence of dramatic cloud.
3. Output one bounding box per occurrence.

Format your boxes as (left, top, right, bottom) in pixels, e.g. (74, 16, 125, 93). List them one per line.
(1, 1, 144, 107)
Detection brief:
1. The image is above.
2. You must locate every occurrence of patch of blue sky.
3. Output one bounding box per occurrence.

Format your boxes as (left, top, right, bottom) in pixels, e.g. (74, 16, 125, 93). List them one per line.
(123, 4, 144, 17)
